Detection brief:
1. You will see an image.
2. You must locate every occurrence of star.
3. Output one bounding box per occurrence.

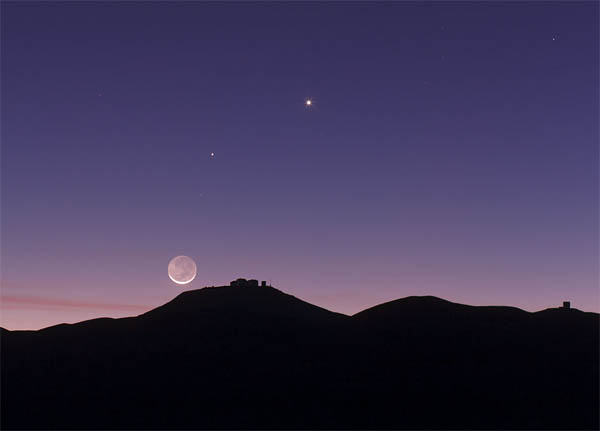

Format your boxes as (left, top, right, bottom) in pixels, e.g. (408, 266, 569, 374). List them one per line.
(552, 36, 556, 41)
(305, 99, 313, 107)
(210, 152, 215, 157)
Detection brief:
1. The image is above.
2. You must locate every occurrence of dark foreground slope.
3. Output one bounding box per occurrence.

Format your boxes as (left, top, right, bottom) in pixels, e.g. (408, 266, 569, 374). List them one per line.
(2, 287, 598, 429)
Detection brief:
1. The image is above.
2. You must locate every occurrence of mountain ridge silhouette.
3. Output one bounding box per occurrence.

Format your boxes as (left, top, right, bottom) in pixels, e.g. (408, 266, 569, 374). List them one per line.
(2, 284, 598, 429)
(4, 286, 596, 333)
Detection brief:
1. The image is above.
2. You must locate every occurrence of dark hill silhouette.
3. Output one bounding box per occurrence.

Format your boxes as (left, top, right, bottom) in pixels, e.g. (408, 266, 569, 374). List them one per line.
(2, 285, 598, 429)
(354, 295, 530, 319)
(141, 285, 348, 324)
(353, 295, 537, 338)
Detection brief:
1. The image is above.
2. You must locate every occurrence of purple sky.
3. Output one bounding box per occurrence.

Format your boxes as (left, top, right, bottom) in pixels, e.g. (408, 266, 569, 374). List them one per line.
(2, 2, 598, 330)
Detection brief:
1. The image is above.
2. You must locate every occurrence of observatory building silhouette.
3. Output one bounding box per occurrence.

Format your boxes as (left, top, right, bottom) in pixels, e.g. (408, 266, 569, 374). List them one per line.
(230, 278, 269, 288)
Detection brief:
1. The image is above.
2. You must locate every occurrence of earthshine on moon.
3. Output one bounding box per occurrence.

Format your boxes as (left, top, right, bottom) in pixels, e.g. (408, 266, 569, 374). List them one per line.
(168, 255, 197, 285)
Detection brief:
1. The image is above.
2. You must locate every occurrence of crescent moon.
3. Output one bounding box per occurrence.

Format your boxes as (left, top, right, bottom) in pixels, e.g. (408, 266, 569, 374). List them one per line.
(168, 255, 197, 285)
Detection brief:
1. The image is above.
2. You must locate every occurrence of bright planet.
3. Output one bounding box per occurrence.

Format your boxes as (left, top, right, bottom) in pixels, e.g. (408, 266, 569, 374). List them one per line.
(167, 255, 197, 285)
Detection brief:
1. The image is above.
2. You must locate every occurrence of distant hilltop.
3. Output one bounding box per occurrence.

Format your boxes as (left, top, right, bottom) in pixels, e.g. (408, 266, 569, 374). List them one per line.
(223, 278, 576, 312)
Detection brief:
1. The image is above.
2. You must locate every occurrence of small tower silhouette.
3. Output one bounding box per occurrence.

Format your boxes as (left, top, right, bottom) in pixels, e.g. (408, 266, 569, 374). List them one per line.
(562, 301, 571, 309)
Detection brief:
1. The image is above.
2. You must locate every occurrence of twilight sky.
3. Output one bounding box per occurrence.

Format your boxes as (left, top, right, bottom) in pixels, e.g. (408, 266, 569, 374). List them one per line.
(2, 2, 598, 330)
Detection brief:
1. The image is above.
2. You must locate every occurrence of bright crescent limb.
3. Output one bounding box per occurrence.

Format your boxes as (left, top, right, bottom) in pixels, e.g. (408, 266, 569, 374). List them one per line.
(168, 271, 196, 285)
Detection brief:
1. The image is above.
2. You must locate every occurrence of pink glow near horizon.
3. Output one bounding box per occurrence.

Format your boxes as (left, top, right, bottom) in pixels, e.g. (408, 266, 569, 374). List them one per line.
(2, 270, 597, 331)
